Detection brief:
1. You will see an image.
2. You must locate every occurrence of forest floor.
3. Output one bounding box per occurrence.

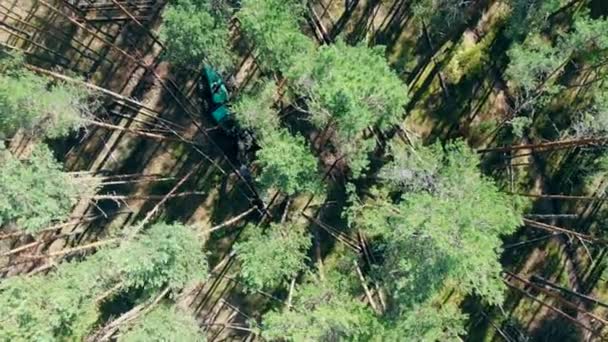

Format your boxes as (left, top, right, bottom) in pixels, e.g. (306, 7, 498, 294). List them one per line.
(1, 0, 608, 341)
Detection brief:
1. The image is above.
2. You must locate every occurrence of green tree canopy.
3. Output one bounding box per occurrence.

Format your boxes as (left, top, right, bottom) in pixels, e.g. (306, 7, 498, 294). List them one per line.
(234, 222, 311, 290)
(160, 0, 233, 71)
(505, 14, 608, 122)
(561, 14, 608, 64)
(117, 305, 205, 342)
(256, 129, 323, 196)
(381, 302, 466, 342)
(233, 80, 280, 136)
(107, 222, 209, 291)
(290, 41, 409, 176)
(411, 0, 470, 29)
(261, 277, 379, 341)
(0, 54, 92, 139)
(505, 0, 563, 40)
(0, 222, 207, 340)
(0, 146, 97, 233)
(238, 0, 315, 74)
(349, 141, 522, 309)
(255, 245, 466, 341)
(505, 34, 566, 95)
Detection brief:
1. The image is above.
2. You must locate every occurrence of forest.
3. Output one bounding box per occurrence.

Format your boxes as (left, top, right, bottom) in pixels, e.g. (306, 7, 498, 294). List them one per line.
(0, 0, 607, 341)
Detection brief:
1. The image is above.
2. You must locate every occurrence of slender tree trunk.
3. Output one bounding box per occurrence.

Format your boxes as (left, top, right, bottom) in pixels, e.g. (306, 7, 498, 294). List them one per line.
(524, 219, 606, 244)
(421, 20, 450, 101)
(130, 162, 203, 235)
(506, 271, 608, 325)
(478, 137, 608, 153)
(531, 275, 608, 309)
(92, 191, 207, 201)
(91, 286, 171, 341)
(355, 261, 381, 314)
(100, 176, 177, 186)
(109, 0, 164, 47)
(302, 213, 360, 251)
(204, 207, 257, 234)
(286, 277, 296, 309)
(512, 193, 608, 201)
(87, 119, 199, 144)
(22, 238, 119, 260)
(504, 279, 599, 336)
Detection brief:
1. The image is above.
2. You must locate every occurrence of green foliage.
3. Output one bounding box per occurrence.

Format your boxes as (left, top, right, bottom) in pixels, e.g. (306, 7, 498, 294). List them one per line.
(411, 0, 469, 29)
(382, 302, 466, 341)
(107, 222, 209, 291)
(233, 80, 280, 136)
(561, 15, 608, 63)
(234, 80, 323, 196)
(0, 222, 207, 340)
(291, 41, 409, 176)
(505, 0, 562, 40)
(0, 253, 112, 340)
(0, 56, 92, 138)
(445, 30, 499, 84)
(160, 0, 232, 71)
(238, 0, 314, 74)
(510, 116, 533, 138)
(118, 305, 205, 342)
(0, 146, 95, 233)
(256, 129, 323, 196)
(505, 34, 566, 94)
(234, 222, 311, 290)
(261, 278, 379, 341)
(573, 82, 608, 137)
(350, 141, 522, 308)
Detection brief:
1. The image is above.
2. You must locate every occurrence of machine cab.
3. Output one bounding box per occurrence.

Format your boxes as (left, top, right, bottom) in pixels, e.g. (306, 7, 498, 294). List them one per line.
(201, 66, 231, 126)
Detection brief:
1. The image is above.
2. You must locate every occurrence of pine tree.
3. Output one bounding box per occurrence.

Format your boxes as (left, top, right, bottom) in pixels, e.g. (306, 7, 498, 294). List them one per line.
(0, 53, 92, 139)
(0, 222, 207, 340)
(349, 141, 522, 309)
(505, 33, 566, 96)
(381, 302, 466, 341)
(261, 276, 379, 341)
(117, 305, 205, 342)
(256, 129, 324, 196)
(0, 146, 97, 233)
(238, 0, 315, 74)
(159, 0, 233, 71)
(233, 80, 280, 136)
(505, 0, 563, 40)
(234, 222, 311, 290)
(290, 41, 409, 176)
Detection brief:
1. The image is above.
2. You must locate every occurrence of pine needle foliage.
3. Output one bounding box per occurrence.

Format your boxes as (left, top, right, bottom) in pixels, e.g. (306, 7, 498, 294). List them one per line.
(505, 34, 566, 95)
(103, 222, 209, 292)
(0, 223, 207, 340)
(349, 141, 522, 308)
(160, 0, 233, 71)
(118, 305, 205, 342)
(290, 41, 409, 176)
(233, 80, 280, 136)
(0, 53, 92, 139)
(261, 277, 379, 341)
(382, 302, 466, 341)
(235, 222, 311, 290)
(505, 0, 562, 40)
(238, 0, 315, 74)
(0, 146, 96, 233)
(256, 129, 324, 196)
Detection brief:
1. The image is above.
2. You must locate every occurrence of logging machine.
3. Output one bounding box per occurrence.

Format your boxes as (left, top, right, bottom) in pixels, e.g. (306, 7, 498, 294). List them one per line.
(198, 65, 258, 182)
